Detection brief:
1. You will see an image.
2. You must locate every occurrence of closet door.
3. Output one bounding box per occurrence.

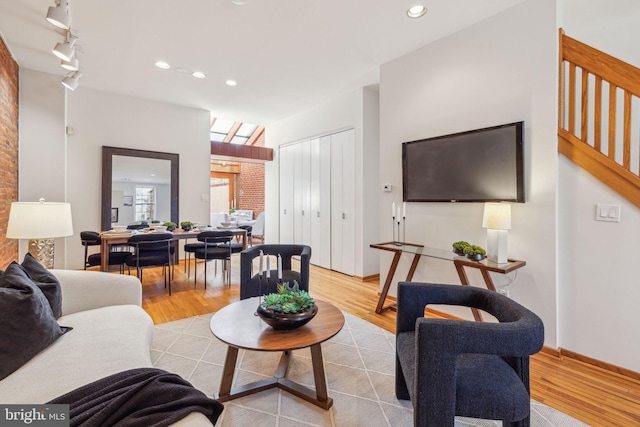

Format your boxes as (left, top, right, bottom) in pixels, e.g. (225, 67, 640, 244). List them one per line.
(310, 136, 331, 269)
(279, 144, 294, 243)
(330, 129, 355, 275)
(300, 140, 312, 246)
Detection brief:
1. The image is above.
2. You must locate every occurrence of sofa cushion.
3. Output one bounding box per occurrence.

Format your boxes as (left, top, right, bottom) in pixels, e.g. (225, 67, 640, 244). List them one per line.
(0, 262, 71, 381)
(21, 252, 63, 318)
(0, 304, 154, 404)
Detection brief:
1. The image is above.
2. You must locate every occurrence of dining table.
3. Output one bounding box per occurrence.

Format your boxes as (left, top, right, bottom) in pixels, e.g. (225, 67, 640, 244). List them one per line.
(99, 227, 248, 272)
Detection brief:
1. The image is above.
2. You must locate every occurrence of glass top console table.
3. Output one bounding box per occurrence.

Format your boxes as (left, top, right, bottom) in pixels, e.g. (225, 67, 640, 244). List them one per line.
(370, 241, 526, 321)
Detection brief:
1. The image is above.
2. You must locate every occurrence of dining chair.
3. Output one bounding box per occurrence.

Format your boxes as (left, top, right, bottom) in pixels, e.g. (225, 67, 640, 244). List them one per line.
(250, 212, 265, 245)
(125, 232, 175, 294)
(193, 230, 234, 289)
(80, 231, 130, 273)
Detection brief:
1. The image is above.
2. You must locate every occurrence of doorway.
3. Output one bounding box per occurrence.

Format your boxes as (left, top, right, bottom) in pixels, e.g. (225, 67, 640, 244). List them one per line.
(210, 172, 236, 213)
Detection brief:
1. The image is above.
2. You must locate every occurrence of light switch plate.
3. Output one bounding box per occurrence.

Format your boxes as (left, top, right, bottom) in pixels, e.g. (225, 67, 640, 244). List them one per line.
(595, 204, 621, 222)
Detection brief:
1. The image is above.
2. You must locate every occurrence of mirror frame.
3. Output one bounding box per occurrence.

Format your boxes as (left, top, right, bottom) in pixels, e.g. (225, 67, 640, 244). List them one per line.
(101, 146, 179, 231)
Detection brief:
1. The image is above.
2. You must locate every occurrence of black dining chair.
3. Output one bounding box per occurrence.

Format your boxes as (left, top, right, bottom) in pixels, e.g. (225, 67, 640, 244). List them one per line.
(80, 231, 131, 273)
(125, 232, 175, 294)
(193, 230, 234, 289)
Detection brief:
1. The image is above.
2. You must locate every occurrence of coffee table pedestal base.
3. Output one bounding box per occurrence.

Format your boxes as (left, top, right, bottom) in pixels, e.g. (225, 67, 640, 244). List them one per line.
(215, 344, 333, 409)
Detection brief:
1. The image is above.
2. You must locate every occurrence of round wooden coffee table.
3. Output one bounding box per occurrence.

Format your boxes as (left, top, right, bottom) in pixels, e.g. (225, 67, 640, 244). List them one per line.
(210, 297, 344, 409)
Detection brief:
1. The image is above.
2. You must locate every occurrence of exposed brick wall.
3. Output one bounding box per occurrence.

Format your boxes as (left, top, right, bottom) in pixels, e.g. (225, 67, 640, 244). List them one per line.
(0, 36, 19, 268)
(238, 131, 265, 217)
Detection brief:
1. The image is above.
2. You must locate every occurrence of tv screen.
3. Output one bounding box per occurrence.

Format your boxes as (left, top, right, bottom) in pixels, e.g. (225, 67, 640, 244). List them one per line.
(402, 121, 524, 203)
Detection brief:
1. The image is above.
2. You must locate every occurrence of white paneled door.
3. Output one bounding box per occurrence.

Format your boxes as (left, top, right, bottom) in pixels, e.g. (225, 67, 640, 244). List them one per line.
(330, 129, 355, 276)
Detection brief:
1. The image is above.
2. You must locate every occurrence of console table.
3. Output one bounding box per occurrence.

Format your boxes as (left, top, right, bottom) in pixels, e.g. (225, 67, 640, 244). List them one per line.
(370, 241, 526, 321)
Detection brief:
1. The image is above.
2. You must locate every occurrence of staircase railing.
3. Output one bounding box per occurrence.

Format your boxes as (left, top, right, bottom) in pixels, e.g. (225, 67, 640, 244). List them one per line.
(558, 29, 640, 208)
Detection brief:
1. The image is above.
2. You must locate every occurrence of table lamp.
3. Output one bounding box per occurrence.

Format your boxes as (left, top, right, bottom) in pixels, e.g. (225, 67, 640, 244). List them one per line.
(6, 198, 73, 268)
(482, 202, 511, 264)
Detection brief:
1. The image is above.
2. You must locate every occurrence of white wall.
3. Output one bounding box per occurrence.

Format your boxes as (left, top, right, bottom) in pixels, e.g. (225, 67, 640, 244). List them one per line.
(558, 0, 640, 372)
(18, 69, 68, 267)
(379, 0, 559, 345)
(266, 88, 380, 277)
(19, 72, 212, 269)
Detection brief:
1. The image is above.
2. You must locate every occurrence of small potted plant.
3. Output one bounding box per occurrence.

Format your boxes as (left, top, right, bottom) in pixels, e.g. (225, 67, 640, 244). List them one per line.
(463, 244, 486, 261)
(452, 241, 470, 255)
(257, 281, 317, 330)
(180, 221, 193, 231)
(163, 221, 177, 232)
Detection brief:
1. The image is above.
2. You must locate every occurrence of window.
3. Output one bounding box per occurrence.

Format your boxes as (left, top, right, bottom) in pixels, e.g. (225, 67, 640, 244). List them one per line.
(135, 186, 156, 221)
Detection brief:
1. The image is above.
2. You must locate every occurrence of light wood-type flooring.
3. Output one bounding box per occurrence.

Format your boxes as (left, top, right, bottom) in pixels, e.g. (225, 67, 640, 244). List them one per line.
(114, 258, 639, 427)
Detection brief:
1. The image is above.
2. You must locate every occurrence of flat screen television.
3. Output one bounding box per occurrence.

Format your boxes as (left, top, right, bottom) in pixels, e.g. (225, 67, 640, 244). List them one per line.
(402, 121, 524, 203)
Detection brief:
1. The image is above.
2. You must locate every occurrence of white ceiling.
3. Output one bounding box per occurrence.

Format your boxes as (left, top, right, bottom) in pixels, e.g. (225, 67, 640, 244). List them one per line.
(0, 0, 529, 125)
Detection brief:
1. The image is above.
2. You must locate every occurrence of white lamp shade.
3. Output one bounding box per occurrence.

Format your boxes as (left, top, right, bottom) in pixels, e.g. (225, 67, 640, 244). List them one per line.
(6, 201, 73, 239)
(482, 203, 511, 230)
(46, 0, 71, 30)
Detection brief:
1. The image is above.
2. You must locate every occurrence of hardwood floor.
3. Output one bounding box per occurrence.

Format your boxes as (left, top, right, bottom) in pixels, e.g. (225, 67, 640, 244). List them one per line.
(124, 258, 639, 427)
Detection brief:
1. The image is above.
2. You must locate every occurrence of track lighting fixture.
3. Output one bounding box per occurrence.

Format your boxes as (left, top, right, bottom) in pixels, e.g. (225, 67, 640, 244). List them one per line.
(61, 56, 79, 71)
(53, 33, 77, 62)
(46, 0, 71, 30)
(61, 71, 82, 91)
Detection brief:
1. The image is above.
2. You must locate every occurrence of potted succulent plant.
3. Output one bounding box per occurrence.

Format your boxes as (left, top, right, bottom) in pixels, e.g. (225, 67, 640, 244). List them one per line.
(257, 281, 317, 330)
(463, 244, 486, 261)
(163, 221, 177, 231)
(452, 241, 470, 255)
(180, 221, 193, 231)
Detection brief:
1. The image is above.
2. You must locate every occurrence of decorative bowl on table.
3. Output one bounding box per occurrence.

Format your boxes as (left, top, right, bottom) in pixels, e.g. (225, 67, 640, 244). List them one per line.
(219, 222, 232, 228)
(152, 225, 167, 232)
(257, 304, 318, 330)
(256, 282, 317, 330)
(112, 225, 127, 233)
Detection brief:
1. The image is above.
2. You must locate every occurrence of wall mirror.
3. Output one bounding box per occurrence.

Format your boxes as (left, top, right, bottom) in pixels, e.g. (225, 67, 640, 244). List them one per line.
(101, 146, 179, 231)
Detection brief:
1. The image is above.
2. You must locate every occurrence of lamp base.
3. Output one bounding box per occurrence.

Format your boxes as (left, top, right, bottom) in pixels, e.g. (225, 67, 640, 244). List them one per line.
(28, 239, 55, 269)
(486, 229, 508, 264)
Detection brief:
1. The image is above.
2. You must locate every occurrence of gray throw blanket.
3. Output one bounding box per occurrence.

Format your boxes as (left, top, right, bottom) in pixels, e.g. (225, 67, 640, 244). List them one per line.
(48, 368, 224, 427)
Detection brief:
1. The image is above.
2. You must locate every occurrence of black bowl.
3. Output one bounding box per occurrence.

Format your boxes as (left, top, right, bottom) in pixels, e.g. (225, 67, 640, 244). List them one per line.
(257, 304, 318, 330)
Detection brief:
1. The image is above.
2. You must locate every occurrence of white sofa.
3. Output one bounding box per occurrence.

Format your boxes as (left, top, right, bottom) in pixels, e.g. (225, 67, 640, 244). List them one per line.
(0, 269, 213, 426)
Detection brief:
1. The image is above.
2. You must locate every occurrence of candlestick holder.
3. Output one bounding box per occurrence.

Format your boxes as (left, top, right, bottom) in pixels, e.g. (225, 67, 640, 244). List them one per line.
(392, 216, 397, 244)
(396, 220, 401, 246)
(402, 217, 406, 247)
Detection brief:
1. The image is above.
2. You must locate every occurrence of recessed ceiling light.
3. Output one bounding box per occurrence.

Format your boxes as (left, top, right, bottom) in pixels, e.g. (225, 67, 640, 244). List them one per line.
(225, 79, 237, 87)
(155, 61, 170, 69)
(407, 5, 427, 18)
(231, 0, 246, 5)
(192, 71, 206, 79)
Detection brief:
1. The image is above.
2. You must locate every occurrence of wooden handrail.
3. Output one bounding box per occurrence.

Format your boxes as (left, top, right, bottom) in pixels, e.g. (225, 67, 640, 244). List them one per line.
(559, 29, 640, 208)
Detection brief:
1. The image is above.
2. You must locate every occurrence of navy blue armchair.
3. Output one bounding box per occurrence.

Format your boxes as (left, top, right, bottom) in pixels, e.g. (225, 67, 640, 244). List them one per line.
(239, 244, 311, 300)
(395, 282, 544, 427)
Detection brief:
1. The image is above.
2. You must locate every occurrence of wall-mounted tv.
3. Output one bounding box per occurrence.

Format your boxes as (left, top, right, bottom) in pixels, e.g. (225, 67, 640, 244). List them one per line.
(402, 121, 524, 203)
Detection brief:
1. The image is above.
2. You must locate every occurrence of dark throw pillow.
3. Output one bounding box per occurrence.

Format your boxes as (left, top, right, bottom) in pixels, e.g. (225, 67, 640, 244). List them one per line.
(21, 252, 63, 318)
(0, 262, 71, 381)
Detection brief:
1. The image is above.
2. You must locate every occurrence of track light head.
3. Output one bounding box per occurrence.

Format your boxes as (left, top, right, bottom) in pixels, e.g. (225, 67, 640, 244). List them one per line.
(46, 0, 71, 30)
(61, 71, 82, 91)
(61, 56, 79, 71)
(52, 33, 77, 62)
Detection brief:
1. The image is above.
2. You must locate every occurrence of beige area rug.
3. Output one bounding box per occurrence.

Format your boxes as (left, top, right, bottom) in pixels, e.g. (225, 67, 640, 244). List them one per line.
(151, 312, 590, 427)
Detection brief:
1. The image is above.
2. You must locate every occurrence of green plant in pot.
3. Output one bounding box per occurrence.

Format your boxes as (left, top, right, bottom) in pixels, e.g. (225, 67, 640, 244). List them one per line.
(463, 244, 486, 261)
(163, 221, 177, 231)
(452, 241, 470, 255)
(180, 221, 193, 231)
(257, 281, 318, 330)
